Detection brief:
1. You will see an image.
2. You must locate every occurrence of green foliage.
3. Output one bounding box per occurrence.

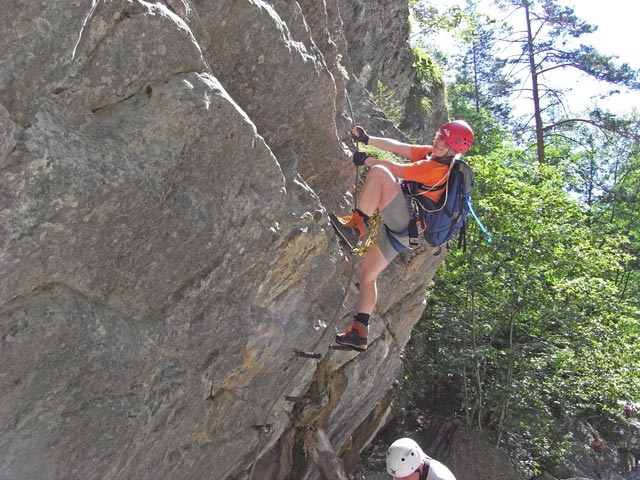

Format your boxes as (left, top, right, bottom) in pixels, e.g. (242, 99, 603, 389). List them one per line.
(371, 81, 404, 128)
(563, 45, 640, 89)
(403, 3, 640, 474)
(448, 82, 508, 156)
(358, 145, 403, 165)
(497, 0, 640, 161)
(412, 47, 443, 91)
(335, 53, 348, 80)
(411, 3, 468, 36)
(401, 143, 640, 475)
(411, 47, 444, 115)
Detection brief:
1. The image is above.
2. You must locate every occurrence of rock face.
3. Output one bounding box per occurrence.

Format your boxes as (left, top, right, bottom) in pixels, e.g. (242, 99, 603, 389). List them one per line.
(339, 0, 449, 143)
(1, 1, 447, 479)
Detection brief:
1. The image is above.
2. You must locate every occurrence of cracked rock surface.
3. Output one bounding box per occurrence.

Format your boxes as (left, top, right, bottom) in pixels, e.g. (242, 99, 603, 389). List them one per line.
(1, 1, 446, 479)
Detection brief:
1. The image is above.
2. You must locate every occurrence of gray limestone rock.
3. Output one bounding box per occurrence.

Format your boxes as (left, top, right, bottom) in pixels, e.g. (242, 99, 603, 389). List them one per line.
(0, 1, 450, 479)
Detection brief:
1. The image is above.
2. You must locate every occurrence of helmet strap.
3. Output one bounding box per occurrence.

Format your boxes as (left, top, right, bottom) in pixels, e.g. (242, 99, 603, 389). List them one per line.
(418, 460, 430, 480)
(432, 153, 455, 165)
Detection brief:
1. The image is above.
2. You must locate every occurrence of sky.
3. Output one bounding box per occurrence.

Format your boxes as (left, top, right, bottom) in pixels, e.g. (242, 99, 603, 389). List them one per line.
(559, 0, 640, 114)
(568, 0, 640, 68)
(426, 0, 640, 115)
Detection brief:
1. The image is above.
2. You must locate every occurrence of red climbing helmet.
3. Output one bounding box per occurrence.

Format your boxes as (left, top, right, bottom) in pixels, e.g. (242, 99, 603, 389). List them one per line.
(439, 120, 474, 154)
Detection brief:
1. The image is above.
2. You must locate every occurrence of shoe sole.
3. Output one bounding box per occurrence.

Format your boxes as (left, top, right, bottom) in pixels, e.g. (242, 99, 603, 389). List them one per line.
(334, 338, 367, 352)
(329, 213, 358, 251)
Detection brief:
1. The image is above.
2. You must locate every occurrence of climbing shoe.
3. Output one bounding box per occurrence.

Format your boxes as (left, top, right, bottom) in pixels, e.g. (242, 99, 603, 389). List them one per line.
(329, 209, 368, 250)
(335, 320, 368, 352)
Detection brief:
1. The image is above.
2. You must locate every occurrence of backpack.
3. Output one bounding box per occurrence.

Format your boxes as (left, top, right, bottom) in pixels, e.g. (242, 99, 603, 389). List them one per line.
(402, 159, 475, 248)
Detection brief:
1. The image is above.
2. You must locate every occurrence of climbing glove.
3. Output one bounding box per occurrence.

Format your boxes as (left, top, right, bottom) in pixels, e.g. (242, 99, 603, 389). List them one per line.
(351, 126, 369, 145)
(352, 151, 369, 166)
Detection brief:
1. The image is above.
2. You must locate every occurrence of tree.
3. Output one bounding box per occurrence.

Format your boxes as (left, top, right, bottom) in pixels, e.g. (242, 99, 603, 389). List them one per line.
(455, 1, 515, 125)
(401, 142, 640, 475)
(495, 0, 640, 163)
(401, 3, 640, 475)
(411, 1, 515, 155)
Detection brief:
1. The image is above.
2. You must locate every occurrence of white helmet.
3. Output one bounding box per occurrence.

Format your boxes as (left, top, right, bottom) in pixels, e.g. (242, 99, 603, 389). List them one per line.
(386, 438, 425, 477)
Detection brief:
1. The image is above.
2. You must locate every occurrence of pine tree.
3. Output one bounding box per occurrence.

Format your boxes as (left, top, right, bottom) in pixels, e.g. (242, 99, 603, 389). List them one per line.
(495, 0, 640, 163)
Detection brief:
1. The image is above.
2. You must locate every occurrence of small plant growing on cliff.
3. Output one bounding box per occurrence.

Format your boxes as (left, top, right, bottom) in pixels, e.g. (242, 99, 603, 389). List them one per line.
(336, 53, 349, 80)
(411, 46, 444, 115)
(371, 81, 404, 128)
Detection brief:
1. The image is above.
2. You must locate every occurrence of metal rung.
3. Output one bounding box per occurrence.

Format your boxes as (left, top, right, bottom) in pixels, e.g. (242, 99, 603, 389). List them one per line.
(293, 349, 322, 359)
(252, 424, 272, 434)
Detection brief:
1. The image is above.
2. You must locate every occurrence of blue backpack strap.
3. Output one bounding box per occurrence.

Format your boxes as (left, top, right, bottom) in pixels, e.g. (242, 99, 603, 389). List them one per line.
(402, 180, 441, 211)
(466, 197, 492, 243)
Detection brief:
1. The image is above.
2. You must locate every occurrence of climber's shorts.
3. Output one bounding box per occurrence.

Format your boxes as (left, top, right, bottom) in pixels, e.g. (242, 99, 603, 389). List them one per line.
(377, 190, 411, 262)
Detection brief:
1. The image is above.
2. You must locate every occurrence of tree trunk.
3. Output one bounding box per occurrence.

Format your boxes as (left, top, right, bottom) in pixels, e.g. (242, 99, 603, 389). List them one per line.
(305, 426, 350, 480)
(524, 0, 546, 163)
(472, 40, 481, 113)
(495, 313, 515, 447)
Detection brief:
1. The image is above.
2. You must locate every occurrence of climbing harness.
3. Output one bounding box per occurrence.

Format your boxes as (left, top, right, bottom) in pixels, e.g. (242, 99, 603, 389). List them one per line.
(402, 159, 454, 248)
(402, 158, 492, 248)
